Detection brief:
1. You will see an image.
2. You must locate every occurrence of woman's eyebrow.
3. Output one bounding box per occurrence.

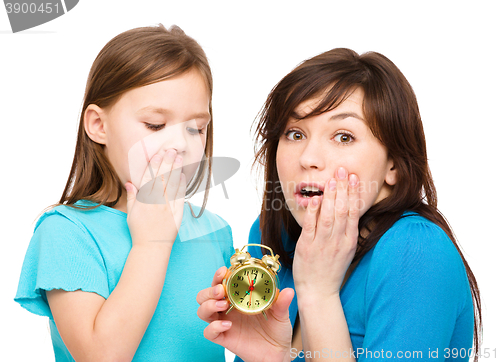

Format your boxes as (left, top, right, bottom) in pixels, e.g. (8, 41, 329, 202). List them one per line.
(329, 112, 365, 122)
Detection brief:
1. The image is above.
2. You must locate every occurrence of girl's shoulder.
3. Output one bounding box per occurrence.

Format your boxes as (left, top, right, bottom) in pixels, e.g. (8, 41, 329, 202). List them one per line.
(34, 200, 125, 233)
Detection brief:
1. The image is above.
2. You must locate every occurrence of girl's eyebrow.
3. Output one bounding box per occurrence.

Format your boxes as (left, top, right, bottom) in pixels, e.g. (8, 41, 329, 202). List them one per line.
(136, 106, 211, 122)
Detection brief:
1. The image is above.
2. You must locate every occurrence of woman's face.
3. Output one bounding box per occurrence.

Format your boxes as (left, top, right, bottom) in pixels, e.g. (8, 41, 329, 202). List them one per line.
(276, 88, 397, 227)
(92, 69, 210, 207)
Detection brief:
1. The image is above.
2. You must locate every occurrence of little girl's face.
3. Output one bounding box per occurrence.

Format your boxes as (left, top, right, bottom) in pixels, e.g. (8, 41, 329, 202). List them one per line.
(102, 69, 210, 191)
(276, 88, 396, 227)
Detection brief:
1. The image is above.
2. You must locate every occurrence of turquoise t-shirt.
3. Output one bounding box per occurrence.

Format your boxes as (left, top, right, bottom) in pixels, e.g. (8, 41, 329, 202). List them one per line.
(236, 212, 474, 361)
(15, 200, 234, 362)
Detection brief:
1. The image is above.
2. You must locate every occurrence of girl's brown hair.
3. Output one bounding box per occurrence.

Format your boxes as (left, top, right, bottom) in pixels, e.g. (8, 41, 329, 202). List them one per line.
(253, 48, 481, 358)
(58, 24, 213, 217)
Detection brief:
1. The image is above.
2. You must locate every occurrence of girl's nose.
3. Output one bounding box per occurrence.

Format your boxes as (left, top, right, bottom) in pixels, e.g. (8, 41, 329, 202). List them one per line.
(298, 140, 326, 170)
(160, 123, 188, 155)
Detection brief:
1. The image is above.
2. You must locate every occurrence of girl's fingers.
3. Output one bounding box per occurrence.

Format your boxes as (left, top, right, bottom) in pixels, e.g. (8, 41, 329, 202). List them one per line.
(300, 195, 321, 244)
(141, 148, 169, 188)
(203, 320, 232, 344)
(316, 178, 336, 240)
(164, 154, 183, 203)
(332, 167, 349, 240)
(346, 174, 360, 242)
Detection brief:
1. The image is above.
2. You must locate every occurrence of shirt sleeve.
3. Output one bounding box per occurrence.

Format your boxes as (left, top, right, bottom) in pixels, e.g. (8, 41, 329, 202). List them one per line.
(359, 217, 473, 361)
(14, 210, 110, 320)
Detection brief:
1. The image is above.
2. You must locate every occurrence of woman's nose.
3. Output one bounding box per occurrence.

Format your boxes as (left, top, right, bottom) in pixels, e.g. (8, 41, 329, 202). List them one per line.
(298, 140, 326, 170)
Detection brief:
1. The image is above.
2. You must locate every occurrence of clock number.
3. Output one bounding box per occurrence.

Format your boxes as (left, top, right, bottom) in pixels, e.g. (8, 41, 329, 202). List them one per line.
(251, 269, 258, 276)
(265, 288, 270, 293)
(232, 283, 239, 288)
(239, 297, 244, 303)
(264, 280, 270, 286)
(234, 291, 240, 296)
(237, 276, 244, 281)
(244, 270, 249, 276)
(255, 300, 260, 306)
(262, 295, 267, 301)
(247, 301, 251, 307)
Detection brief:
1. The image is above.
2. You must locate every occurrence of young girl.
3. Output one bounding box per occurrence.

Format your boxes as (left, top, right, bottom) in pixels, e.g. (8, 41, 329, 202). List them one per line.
(14, 24, 234, 361)
(197, 48, 481, 361)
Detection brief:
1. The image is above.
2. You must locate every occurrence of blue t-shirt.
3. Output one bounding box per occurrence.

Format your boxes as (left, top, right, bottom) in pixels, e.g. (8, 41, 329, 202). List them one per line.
(15, 200, 234, 362)
(236, 212, 473, 362)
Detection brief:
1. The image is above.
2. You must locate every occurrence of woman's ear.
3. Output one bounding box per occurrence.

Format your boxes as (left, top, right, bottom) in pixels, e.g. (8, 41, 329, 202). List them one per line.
(84, 104, 106, 145)
(385, 158, 397, 186)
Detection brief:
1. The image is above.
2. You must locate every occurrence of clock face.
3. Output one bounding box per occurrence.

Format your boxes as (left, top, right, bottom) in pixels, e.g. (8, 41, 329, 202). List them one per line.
(226, 264, 277, 314)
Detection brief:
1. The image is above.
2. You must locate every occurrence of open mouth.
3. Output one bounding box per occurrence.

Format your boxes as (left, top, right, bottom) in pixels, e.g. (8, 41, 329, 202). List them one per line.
(299, 186, 324, 198)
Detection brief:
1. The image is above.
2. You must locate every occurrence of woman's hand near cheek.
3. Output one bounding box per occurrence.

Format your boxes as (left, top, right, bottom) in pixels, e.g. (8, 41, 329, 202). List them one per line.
(197, 267, 295, 362)
(292, 167, 359, 361)
(125, 148, 187, 246)
(293, 167, 360, 298)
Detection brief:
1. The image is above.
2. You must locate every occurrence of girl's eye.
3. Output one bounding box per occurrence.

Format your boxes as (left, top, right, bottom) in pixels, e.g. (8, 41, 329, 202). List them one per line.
(333, 132, 355, 144)
(187, 127, 205, 135)
(145, 123, 165, 131)
(285, 130, 305, 141)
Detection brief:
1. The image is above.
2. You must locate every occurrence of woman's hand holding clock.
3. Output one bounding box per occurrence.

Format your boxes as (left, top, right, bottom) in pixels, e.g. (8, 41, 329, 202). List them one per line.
(197, 267, 295, 362)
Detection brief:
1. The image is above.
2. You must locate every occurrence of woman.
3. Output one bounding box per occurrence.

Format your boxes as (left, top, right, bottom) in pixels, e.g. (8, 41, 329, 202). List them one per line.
(197, 48, 481, 362)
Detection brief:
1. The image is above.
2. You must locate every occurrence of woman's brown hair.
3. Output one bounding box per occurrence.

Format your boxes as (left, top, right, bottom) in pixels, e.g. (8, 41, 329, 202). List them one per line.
(253, 48, 481, 358)
(57, 24, 213, 217)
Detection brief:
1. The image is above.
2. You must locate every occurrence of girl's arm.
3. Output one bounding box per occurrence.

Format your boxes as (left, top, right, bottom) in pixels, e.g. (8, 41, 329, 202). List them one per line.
(47, 149, 186, 362)
(292, 170, 359, 361)
(47, 242, 173, 361)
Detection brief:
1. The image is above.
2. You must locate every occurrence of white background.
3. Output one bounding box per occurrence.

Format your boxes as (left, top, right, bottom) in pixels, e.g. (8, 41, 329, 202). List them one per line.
(1, 1, 498, 361)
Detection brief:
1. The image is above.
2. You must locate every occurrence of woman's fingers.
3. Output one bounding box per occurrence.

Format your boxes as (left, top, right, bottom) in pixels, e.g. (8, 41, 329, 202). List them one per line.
(203, 320, 232, 344)
(212, 266, 227, 287)
(331, 167, 349, 240)
(316, 178, 336, 240)
(196, 283, 228, 321)
(346, 174, 360, 242)
(300, 195, 321, 244)
(269, 288, 294, 323)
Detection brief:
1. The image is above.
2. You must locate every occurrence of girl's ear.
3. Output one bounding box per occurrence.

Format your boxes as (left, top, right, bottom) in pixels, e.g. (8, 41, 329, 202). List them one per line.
(385, 158, 397, 186)
(84, 104, 107, 145)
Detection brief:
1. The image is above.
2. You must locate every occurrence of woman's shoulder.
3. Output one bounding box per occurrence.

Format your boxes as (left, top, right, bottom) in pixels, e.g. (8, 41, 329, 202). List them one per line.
(371, 211, 465, 274)
(376, 212, 452, 250)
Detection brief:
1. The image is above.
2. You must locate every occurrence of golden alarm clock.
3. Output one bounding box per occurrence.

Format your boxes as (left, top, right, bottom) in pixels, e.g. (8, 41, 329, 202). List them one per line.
(222, 244, 281, 319)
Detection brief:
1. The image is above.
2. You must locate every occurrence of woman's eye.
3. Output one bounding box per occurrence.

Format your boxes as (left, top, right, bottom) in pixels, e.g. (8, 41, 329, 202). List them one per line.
(334, 133, 354, 144)
(285, 130, 305, 141)
(187, 127, 204, 135)
(145, 123, 165, 131)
